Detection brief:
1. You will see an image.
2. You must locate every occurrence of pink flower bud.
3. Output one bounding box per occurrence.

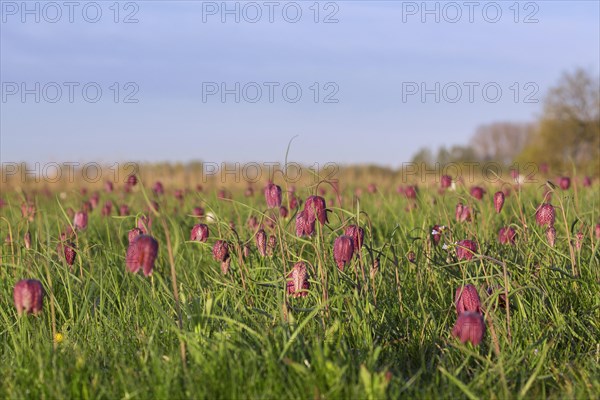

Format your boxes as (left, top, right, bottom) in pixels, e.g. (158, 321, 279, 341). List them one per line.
(24, 231, 32, 250)
(536, 203, 555, 227)
(267, 235, 277, 256)
(58, 241, 76, 266)
(432, 225, 446, 246)
(174, 189, 184, 202)
(212, 240, 230, 274)
(102, 201, 113, 217)
(558, 176, 571, 190)
(243, 245, 251, 259)
(190, 224, 209, 242)
(455, 203, 472, 222)
(193, 207, 204, 218)
(455, 203, 464, 222)
(498, 227, 516, 245)
(546, 227, 556, 247)
(264, 183, 282, 208)
(255, 229, 267, 257)
(21, 202, 36, 222)
(333, 235, 354, 271)
(279, 206, 289, 219)
(304, 195, 328, 225)
(119, 204, 130, 216)
(152, 181, 164, 195)
(370, 257, 380, 280)
(583, 176, 592, 187)
(14, 279, 44, 315)
(440, 175, 452, 189)
(470, 186, 485, 200)
(217, 189, 231, 200)
(456, 240, 477, 261)
(403, 185, 418, 199)
(452, 312, 485, 346)
(247, 216, 259, 231)
(90, 192, 100, 210)
(595, 224, 600, 240)
(212, 240, 229, 262)
(455, 285, 481, 315)
(368, 183, 377, 194)
(245, 187, 254, 197)
(574, 231, 584, 251)
(287, 262, 310, 298)
(81, 201, 92, 213)
(127, 174, 138, 187)
(344, 225, 365, 255)
(295, 210, 315, 237)
(73, 211, 88, 230)
(104, 181, 114, 193)
(493, 191, 505, 213)
(289, 196, 300, 210)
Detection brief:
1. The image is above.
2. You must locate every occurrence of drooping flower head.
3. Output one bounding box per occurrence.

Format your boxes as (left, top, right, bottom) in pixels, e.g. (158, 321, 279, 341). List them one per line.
(535, 203, 555, 227)
(304, 195, 328, 225)
(102, 201, 113, 217)
(287, 262, 310, 298)
(470, 186, 485, 200)
(152, 181, 164, 195)
(344, 225, 365, 255)
(264, 183, 282, 209)
(456, 240, 477, 261)
(126, 235, 159, 277)
(212, 240, 231, 274)
(498, 227, 516, 245)
(583, 176, 592, 187)
(333, 235, 354, 271)
(58, 240, 77, 266)
(558, 176, 571, 190)
(14, 279, 44, 315)
(295, 210, 315, 237)
(431, 225, 444, 245)
(452, 312, 486, 346)
(127, 174, 138, 187)
(190, 224, 209, 242)
(403, 185, 418, 199)
(440, 175, 452, 189)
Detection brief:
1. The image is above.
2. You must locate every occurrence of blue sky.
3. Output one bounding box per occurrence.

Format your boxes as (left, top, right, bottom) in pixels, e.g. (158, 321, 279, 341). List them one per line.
(1, 1, 598, 168)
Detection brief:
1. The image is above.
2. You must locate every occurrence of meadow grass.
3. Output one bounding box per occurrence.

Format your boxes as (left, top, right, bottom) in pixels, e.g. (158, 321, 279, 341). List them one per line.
(1, 177, 599, 399)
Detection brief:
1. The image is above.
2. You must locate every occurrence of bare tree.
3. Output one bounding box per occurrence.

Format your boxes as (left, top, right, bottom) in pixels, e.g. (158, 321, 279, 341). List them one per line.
(471, 122, 535, 165)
